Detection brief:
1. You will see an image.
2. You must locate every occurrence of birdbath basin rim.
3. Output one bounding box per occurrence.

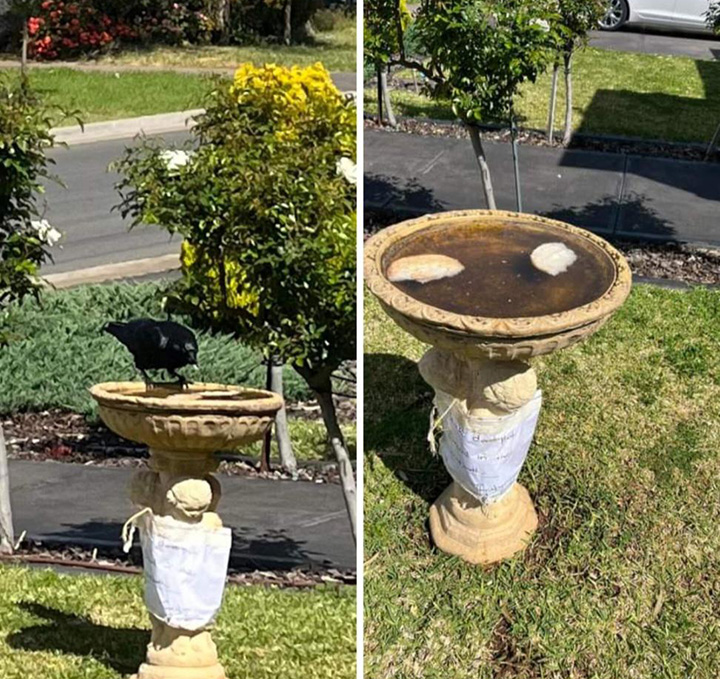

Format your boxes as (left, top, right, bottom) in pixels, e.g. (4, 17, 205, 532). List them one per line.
(90, 381, 283, 454)
(90, 381, 283, 415)
(365, 210, 632, 358)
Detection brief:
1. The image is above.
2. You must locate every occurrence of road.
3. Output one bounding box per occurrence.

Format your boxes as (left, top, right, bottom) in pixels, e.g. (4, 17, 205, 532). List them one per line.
(589, 28, 720, 60)
(42, 130, 189, 275)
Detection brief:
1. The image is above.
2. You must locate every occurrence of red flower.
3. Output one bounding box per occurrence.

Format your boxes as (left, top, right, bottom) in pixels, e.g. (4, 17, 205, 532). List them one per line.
(41, 1, 52, 9)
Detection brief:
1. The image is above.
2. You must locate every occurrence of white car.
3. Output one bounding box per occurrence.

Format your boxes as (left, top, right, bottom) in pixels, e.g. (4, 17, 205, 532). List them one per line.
(600, 0, 714, 32)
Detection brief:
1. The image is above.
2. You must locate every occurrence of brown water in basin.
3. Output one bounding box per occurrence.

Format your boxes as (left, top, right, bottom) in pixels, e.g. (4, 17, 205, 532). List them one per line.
(383, 219, 616, 318)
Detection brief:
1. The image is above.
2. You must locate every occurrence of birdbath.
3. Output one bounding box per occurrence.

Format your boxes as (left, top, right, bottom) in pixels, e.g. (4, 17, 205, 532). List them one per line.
(90, 381, 283, 679)
(364, 210, 631, 564)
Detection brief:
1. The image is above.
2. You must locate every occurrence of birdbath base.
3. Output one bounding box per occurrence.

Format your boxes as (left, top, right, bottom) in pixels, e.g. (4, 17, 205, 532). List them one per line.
(419, 348, 541, 565)
(429, 482, 538, 565)
(90, 382, 283, 679)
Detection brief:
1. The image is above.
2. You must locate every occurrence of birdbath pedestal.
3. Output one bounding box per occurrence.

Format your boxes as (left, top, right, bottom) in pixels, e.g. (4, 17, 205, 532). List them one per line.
(90, 382, 283, 679)
(365, 210, 631, 564)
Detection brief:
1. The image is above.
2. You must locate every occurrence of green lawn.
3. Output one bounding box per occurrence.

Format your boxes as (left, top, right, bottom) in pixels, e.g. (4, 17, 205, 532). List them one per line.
(366, 47, 720, 144)
(0, 17, 355, 125)
(98, 17, 356, 72)
(364, 285, 720, 677)
(0, 565, 355, 679)
(0, 68, 214, 124)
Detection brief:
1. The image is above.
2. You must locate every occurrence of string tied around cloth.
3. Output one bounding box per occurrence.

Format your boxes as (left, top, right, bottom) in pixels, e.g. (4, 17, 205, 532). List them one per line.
(121, 507, 152, 554)
(427, 396, 458, 454)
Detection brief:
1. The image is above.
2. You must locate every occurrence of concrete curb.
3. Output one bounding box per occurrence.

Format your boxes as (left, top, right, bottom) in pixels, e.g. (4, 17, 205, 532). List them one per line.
(52, 109, 204, 145)
(43, 253, 179, 288)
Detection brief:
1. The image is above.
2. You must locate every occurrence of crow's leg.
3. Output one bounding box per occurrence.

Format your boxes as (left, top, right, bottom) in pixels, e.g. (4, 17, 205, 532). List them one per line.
(168, 368, 189, 389)
(139, 369, 158, 389)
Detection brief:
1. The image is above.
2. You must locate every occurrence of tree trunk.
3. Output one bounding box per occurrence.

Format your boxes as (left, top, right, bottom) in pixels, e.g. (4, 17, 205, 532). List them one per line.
(21, 21, 28, 77)
(510, 114, 522, 212)
(465, 124, 497, 210)
(214, 0, 231, 43)
(562, 51, 574, 147)
(376, 63, 384, 122)
(269, 361, 297, 474)
(0, 427, 14, 555)
(380, 67, 396, 127)
(547, 61, 559, 143)
(705, 121, 720, 160)
(315, 390, 356, 542)
(260, 360, 273, 472)
(283, 1, 292, 45)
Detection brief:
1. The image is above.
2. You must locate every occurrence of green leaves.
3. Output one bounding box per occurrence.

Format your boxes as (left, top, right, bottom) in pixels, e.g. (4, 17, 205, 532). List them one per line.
(411, 0, 562, 123)
(115, 65, 356, 381)
(0, 75, 70, 328)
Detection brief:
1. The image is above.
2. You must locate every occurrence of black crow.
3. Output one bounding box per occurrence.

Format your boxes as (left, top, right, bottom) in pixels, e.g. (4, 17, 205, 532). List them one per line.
(103, 318, 198, 386)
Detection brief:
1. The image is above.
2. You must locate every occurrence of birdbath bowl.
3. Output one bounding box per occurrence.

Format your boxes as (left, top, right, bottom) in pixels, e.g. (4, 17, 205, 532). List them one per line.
(90, 381, 283, 679)
(365, 210, 631, 564)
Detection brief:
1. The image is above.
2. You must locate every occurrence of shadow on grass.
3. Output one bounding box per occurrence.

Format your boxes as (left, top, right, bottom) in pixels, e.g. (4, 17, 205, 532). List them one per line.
(7, 602, 148, 675)
(364, 352, 448, 504)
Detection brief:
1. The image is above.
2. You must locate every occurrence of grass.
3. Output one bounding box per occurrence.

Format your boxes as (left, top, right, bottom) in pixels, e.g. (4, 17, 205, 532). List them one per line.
(245, 418, 357, 462)
(0, 15, 355, 124)
(0, 281, 311, 416)
(98, 16, 356, 72)
(365, 47, 720, 144)
(0, 68, 214, 124)
(364, 285, 720, 678)
(0, 565, 355, 679)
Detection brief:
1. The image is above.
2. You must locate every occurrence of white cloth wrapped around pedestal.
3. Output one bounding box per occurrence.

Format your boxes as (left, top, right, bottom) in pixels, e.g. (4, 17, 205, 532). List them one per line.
(136, 512, 232, 631)
(435, 389, 542, 503)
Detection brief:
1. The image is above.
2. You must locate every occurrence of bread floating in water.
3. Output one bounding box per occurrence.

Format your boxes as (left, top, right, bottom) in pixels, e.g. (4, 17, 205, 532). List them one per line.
(530, 242, 578, 276)
(387, 254, 465, 284)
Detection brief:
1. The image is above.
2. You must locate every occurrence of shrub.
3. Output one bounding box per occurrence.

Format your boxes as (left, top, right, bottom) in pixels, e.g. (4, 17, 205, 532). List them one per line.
(116, 63, 356, 380)
(115, 62, 357, 531)
(0, 75, 68, 341)
(25, 0, 214, 60)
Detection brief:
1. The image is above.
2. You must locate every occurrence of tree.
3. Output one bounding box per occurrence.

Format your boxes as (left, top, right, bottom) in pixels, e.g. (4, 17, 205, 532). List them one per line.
(364, 0, 410, 127)
(8, 0, 38, 74)
(407, 0, 559, 208)
(115, 64, 357, 538)
(546, 0, 606, 145)
(0, 74, 68, 552)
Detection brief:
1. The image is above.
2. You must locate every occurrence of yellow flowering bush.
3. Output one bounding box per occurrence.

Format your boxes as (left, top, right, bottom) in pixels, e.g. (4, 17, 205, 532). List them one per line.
(116, 61, 357, 383)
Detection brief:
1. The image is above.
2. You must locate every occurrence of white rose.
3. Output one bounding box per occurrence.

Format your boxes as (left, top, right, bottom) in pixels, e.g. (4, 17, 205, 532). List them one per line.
(336, 157, 357, 185)
(160, 149, 193, 172)
(30, 219, 62, 247)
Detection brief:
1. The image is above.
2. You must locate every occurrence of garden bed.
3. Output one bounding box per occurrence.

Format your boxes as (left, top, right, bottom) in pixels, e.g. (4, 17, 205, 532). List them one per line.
(364, 115, 717, 163)
(2, 406, 356, 483)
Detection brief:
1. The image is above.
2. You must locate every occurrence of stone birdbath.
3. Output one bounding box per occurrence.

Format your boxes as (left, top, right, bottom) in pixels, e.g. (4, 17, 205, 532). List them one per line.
(90, 381, 283, 679)
(364, 210, 631, 565)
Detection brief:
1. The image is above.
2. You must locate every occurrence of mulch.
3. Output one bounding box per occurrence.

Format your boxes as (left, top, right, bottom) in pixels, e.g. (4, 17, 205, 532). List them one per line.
(0, 542, 356, 587)
(364, 116, 717, 163)
(1, 398, 357, 484)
